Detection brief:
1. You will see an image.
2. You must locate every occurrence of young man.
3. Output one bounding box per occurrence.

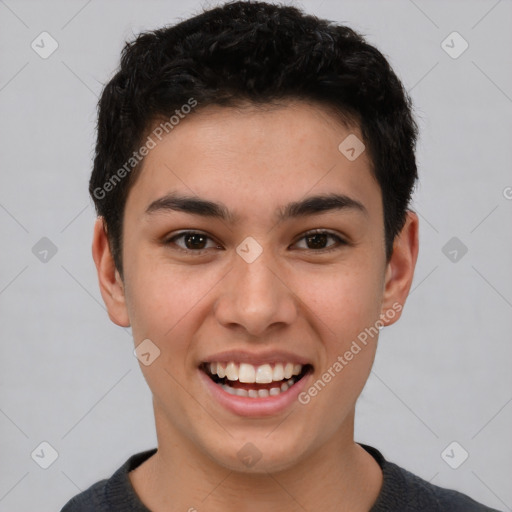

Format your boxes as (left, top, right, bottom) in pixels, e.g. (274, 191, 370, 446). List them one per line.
(61, 1, 500, 510)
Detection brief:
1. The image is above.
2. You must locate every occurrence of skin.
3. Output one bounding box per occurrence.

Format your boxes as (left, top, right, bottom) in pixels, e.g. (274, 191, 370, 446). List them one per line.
(92, 101, 419, 511)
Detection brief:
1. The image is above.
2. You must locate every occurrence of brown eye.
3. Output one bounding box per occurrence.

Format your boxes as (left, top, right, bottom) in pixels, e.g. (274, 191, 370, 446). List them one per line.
(305, 233, 330, 250)
(166, 231, 220, 253)
(293, 230, 346, 252)
(182, 233, 208, 250)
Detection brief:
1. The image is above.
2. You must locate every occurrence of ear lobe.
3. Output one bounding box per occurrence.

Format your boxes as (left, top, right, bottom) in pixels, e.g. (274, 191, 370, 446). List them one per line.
(92, 217, 131, 327)
(380, 211, 419, 327)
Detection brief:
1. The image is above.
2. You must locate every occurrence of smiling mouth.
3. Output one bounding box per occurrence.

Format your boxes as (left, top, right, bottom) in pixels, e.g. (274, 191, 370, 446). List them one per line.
(200, 361, 313, 398)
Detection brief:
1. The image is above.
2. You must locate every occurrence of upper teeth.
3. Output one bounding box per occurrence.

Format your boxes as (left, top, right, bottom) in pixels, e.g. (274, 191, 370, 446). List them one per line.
(208, 362, 303, 383)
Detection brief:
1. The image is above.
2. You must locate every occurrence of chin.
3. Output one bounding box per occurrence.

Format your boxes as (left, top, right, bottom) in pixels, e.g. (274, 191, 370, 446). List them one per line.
(199, 432, 309, 475)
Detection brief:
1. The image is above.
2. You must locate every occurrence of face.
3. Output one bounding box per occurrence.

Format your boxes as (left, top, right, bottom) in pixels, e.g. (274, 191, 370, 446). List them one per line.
(94, 101, 418, 474)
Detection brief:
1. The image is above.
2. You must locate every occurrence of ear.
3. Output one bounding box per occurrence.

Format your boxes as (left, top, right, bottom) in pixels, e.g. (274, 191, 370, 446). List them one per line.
(380, 211, 419, 326)
(91, 217, 130, 327)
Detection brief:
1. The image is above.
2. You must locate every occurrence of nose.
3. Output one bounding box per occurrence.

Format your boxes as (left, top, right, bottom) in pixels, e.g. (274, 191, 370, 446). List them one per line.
(214, 250, 298, 337)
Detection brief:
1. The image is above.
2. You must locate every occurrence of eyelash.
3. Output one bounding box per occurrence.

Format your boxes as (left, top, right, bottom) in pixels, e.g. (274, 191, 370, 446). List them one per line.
(164, 229, 347, 255)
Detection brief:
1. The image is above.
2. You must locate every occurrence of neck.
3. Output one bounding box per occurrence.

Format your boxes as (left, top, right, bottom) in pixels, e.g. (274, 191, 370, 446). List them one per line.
(129, 407, 383, 512)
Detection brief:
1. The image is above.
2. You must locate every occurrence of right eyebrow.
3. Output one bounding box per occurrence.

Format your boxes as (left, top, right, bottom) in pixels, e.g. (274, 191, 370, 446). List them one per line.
(145, 193, 237, 222)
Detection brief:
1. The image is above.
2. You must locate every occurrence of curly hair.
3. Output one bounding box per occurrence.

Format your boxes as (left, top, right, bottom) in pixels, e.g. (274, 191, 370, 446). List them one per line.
(90, 0, 419, 275)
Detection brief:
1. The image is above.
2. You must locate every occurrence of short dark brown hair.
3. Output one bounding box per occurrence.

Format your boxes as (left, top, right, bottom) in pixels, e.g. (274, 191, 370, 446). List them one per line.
(90, 0, 418, 275)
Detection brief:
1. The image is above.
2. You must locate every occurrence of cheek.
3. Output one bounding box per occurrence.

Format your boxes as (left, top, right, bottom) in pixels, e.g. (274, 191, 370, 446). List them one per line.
(123, 257, 223, 373)
(124, 251, 198, 338)
(296, 263, 384, 343)
(123, 263, 200, 408)
(294, 268, 383, 425)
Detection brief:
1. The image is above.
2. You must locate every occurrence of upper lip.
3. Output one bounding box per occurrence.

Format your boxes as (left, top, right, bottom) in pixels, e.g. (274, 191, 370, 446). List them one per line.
(201, 349, 312, 367)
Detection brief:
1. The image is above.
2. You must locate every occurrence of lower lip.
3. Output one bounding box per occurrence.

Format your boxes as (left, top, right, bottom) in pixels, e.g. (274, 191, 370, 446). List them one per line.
(198, 368, 312, 417)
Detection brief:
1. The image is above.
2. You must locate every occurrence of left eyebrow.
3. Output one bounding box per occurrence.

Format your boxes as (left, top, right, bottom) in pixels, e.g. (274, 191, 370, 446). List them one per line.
(277, 193, 368, 221)
(144, 192, 367, 223)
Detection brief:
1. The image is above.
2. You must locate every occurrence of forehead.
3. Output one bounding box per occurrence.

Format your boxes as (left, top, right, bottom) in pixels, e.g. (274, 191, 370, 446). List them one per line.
(126, 101, 380, 223)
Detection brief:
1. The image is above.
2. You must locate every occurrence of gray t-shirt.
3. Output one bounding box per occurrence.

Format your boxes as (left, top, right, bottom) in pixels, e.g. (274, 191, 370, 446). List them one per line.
(60, 443, 501, 511)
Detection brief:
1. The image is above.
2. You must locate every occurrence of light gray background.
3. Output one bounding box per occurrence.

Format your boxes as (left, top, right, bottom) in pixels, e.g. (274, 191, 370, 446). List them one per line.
(0, 0, 511, 510)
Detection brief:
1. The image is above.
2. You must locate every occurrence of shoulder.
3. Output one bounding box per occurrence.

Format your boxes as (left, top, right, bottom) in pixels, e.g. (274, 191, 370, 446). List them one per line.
(60, 448, 157, 512)
(360, 444, 501, 512)
(383, 461, 501, 511)
(60, 479, 109, 511)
